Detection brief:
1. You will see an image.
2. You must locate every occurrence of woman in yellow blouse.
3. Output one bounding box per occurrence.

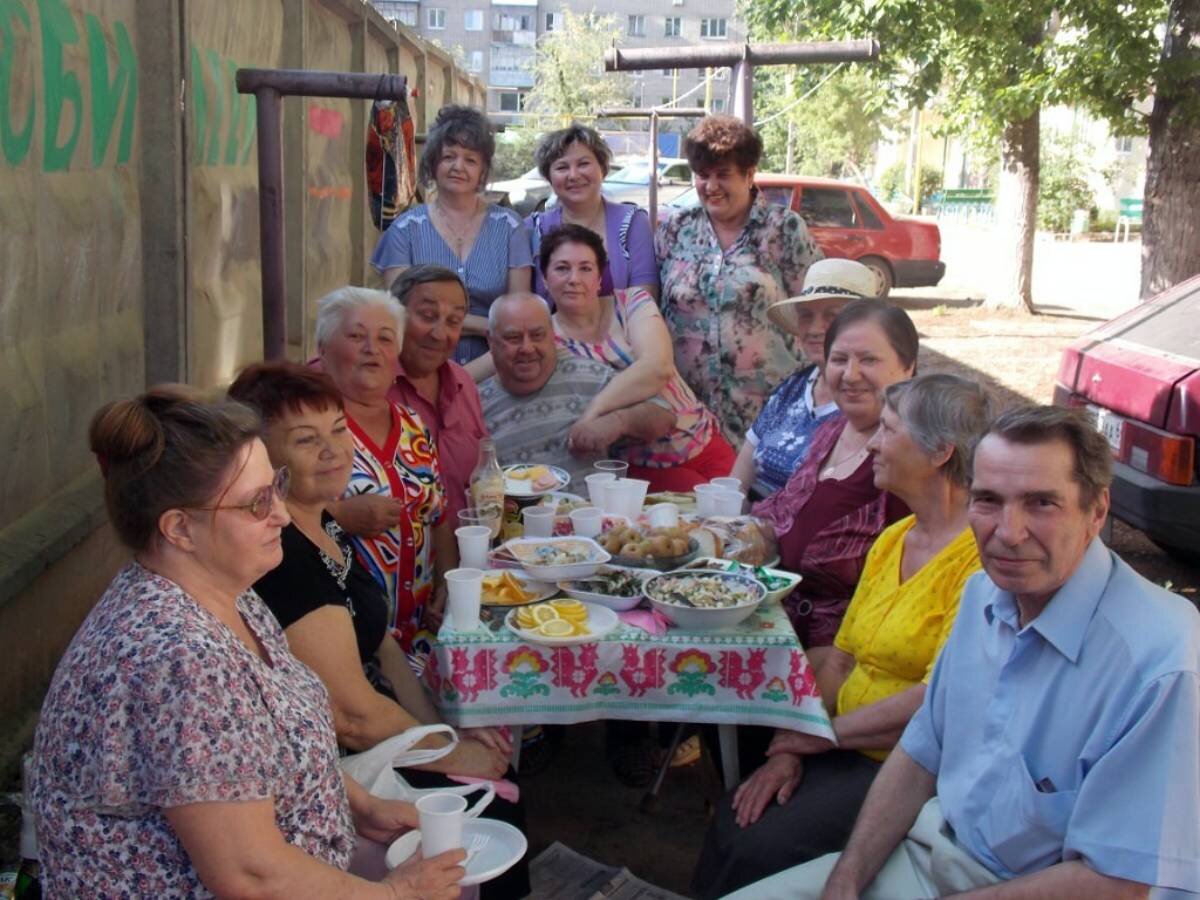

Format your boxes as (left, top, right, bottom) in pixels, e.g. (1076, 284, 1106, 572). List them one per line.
(693, 373, 992, 898)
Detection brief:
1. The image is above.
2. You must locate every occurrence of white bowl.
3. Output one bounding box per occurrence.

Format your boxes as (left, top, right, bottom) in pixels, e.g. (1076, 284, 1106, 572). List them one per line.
(680, 557, 802, 604)
(500, 536, 611, 581)
(644, 569, 766, 631)
(557, 565, 654, 611)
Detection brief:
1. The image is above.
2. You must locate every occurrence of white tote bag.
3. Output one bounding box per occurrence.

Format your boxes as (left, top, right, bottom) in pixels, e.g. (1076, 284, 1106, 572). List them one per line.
(340, 723, 495, 815)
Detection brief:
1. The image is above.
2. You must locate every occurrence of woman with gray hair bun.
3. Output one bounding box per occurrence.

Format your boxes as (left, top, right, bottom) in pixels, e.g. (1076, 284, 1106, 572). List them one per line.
(696, 373, 992, 898)
(370, 105, 532, 365)
(317, 285, 457, 653)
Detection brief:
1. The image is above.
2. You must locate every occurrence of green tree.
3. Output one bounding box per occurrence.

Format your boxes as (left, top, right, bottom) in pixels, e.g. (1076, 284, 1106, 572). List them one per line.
(523, 9, 631, 121)
(742, 0, 1163, 310)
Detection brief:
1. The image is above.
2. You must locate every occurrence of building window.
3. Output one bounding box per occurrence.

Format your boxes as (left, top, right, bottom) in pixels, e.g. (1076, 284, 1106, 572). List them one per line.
(427, 7, 445, 29)
(545, 12, 558, 31)
(672, 0, 683, 6)
(713, 67, 727, 80)
(1115, 135, 1133, 153)
(499, 91, 523, 112)
(469, 50, 484, 72)
(661, 96, 673, 107)
(711, 98, 725, 112)
(464, 9, 483, 30)
(494, 12, 532, 30)
(393, 5, 417, 26)
(628, 15, 645, 37)
(700, 18, 727, 38)
(664, 17, 681, 37)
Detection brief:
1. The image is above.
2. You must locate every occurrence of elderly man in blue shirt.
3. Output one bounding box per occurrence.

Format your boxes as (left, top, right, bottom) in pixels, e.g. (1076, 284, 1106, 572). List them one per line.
(723, 405, 1200, 899)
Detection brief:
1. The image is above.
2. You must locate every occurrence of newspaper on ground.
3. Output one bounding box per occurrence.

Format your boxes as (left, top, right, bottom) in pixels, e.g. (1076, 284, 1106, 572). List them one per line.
(528, 841, 691, 900)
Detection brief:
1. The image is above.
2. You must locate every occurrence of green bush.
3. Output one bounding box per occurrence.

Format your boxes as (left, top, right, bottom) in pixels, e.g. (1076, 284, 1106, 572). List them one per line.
(1037, 138, 1096, 233)
(491, 127, 542, 182)
(879, 161, 941, 210)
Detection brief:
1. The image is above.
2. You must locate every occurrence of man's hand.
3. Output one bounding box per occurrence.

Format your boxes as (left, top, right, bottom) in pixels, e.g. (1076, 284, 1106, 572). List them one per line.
(767, 730, 835, 758)
(568, 414, 623, 458)
(330, 494, 405, 538)
(383, 849, 466, 900)
(731, 753, 804, 828)
(352, 794, 419, 844)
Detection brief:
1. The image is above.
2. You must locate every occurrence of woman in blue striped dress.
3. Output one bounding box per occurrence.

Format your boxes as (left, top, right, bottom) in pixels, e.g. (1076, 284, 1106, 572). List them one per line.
(371, 105, 533, 364)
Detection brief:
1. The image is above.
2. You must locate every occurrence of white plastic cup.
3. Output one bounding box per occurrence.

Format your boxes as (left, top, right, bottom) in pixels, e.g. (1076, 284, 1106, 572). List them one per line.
(646, 501, 680, 528)
(694, 483, 722, 518)
(711, 488, 746, 517)
(709, 476, 743, 492)
(522, 506, 556, 538)
(416, 787, 496, 857)
(608, 477, 650, 519)
(596, 479, 622, 515)
(594, 459, 629, 478)
(570, 506, 604, 537)
(444, 568, 483, 632)
(585, 472, 616, 504)
(455, 525, 491, 570)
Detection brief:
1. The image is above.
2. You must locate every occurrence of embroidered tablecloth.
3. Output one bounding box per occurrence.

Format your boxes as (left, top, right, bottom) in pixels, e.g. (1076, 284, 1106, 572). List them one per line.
(424, 598, 835, 740)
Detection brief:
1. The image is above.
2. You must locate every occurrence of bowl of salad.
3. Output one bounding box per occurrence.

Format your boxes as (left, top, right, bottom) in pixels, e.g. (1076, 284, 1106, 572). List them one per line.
(679, 557, 801, 604)
(644, 570, 767, 631)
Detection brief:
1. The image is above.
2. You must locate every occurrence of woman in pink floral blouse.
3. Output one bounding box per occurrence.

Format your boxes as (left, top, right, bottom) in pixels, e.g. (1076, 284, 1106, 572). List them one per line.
(656, 115, 823, 445)
(31, 388, 464, 899)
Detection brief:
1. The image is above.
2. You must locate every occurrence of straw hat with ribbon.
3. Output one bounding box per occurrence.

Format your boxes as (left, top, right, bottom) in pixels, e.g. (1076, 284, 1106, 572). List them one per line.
(766, 258, 877, 333)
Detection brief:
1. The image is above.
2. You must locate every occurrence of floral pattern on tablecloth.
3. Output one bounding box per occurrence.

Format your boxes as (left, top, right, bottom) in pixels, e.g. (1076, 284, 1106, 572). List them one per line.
(426, 600, 833, 738)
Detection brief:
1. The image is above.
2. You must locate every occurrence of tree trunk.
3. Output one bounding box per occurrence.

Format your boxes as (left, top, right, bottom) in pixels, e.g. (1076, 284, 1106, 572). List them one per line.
(988, 110, 1039, 311)
(1141, 0, 1200, 299)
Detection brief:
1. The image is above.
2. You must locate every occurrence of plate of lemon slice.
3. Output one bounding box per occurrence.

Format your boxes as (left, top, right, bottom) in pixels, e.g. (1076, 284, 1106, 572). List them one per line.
(505, 599, 619, 646)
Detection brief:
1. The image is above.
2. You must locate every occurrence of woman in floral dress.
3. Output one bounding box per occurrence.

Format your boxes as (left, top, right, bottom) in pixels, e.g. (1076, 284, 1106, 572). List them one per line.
(656, 115, 822, 444)
(31, 387, 463, 898)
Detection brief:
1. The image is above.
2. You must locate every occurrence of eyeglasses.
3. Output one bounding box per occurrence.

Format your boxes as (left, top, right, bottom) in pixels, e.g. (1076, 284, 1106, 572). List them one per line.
(192, 467, 290, 521)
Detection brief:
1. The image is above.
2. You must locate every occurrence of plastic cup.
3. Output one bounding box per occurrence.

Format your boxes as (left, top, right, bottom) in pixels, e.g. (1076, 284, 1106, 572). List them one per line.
(694, 483, 722, 518)
(458, 506, 501, 541)
(711, 488, 746, 517)
(444, 568, 483, 632)
(570, 506, 604, 537)
(522, 506, 556, 538)
(416, 788, 496, 858)
(646, 501, 680, 528)
(593, 459, 629, 478)
(709, 477, 743, 492)
(608, 477, 650, 520)
(585, 472, 616, 504)
(455, 525, 491, 570)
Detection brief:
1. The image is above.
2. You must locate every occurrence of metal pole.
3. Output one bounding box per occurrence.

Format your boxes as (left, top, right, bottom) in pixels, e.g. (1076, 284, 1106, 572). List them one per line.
(254, 87, 287, 360)
(704, 67, 713, 112)
(732, 56, 753, 124)
(605, 40, 879, 72)
(649, 110, 659, 226)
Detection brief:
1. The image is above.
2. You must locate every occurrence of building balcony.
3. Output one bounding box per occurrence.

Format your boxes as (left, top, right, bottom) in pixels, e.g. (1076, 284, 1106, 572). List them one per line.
(489, 69, 534, 87)
(492, 29, 536, 45)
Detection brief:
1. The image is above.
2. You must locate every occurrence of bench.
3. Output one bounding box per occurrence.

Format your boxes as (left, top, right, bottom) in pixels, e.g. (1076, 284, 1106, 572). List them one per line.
(1115, 197, 1143, 242)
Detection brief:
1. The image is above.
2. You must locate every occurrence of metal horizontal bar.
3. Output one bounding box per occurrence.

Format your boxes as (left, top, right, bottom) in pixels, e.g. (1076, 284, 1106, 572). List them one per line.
(236, 68, 408, 99)
(604, 40, 878, 72)
(596, 107, 708, 118)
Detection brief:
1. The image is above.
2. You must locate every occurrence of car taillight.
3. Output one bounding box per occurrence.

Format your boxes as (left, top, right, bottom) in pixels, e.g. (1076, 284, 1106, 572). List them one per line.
(1123, 419, 1196, 486)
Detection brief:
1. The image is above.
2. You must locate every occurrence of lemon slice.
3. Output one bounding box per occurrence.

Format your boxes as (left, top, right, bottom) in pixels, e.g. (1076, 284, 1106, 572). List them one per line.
(537, 619, 574, 637)
(569, 622, 592, 636)
(531, 605, 561, 625)
(549, 598, 585, 613)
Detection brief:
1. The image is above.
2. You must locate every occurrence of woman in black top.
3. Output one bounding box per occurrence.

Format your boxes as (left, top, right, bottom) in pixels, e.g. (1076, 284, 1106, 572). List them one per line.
(232, 361, 529, 899)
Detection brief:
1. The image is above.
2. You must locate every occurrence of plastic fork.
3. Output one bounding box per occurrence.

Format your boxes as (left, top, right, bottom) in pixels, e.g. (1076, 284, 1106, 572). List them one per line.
(464, 832, 489, 867)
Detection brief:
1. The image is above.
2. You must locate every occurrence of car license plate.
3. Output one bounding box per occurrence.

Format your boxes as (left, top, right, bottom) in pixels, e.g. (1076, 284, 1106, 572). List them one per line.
(1089, 406, 1125, 451)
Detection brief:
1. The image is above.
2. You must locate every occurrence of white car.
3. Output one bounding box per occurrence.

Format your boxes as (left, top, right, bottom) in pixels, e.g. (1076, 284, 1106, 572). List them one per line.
(487, 167, 552, 216)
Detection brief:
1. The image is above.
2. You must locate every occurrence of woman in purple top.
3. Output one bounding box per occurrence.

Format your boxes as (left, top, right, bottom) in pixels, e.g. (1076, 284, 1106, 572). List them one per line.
(526, 124, 660, 301)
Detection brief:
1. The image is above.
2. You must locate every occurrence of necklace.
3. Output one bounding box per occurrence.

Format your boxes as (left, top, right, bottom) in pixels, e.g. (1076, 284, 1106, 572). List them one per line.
(820, 430, 871, 479)
(433, 197, 481, 257)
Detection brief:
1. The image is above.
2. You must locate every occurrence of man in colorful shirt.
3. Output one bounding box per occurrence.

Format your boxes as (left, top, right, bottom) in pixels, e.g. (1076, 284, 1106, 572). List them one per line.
(727, 406, 1200, 898)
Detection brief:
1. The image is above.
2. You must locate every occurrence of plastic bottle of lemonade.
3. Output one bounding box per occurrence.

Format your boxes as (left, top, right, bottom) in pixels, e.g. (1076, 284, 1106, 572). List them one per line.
(469, 439, 505, 540)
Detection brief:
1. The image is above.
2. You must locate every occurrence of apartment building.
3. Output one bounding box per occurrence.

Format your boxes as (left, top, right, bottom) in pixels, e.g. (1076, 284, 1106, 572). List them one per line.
(371, 0, 737, 120)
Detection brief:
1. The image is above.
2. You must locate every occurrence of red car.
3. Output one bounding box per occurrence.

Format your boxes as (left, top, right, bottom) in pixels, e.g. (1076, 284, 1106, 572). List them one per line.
(658, 174, 945, 297)
(1054, 274, 1200, 559)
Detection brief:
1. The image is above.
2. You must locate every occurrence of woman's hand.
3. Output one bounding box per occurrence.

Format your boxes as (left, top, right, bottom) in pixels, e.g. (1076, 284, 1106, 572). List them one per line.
(330, 494, 405, 537)
(731, 753, 804, 828)
(461, 726, 513, 756)
(352, 794, 419, 844)
(383, 848, 466, 900)
(767, 730, 835, 758)
(567, 413, 622, 457)
(435, 737, 509, 780)
(425, 582, 448, 631)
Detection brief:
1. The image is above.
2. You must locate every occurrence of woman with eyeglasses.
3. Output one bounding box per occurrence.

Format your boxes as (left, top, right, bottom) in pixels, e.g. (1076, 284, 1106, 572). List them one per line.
(31, 387, 465, 899)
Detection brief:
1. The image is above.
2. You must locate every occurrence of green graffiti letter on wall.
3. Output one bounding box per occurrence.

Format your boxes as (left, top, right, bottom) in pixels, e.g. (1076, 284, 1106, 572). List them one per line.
(86, 14, 136, 165)
(38, 0, 80, 171)
(190, 42, 256, 167)
(0, 0, 34, 164)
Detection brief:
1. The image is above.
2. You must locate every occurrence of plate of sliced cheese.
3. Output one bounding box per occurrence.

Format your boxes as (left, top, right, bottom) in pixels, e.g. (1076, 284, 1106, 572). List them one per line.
(503, 464, 570, 496)
(505, 599, 619, 646)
